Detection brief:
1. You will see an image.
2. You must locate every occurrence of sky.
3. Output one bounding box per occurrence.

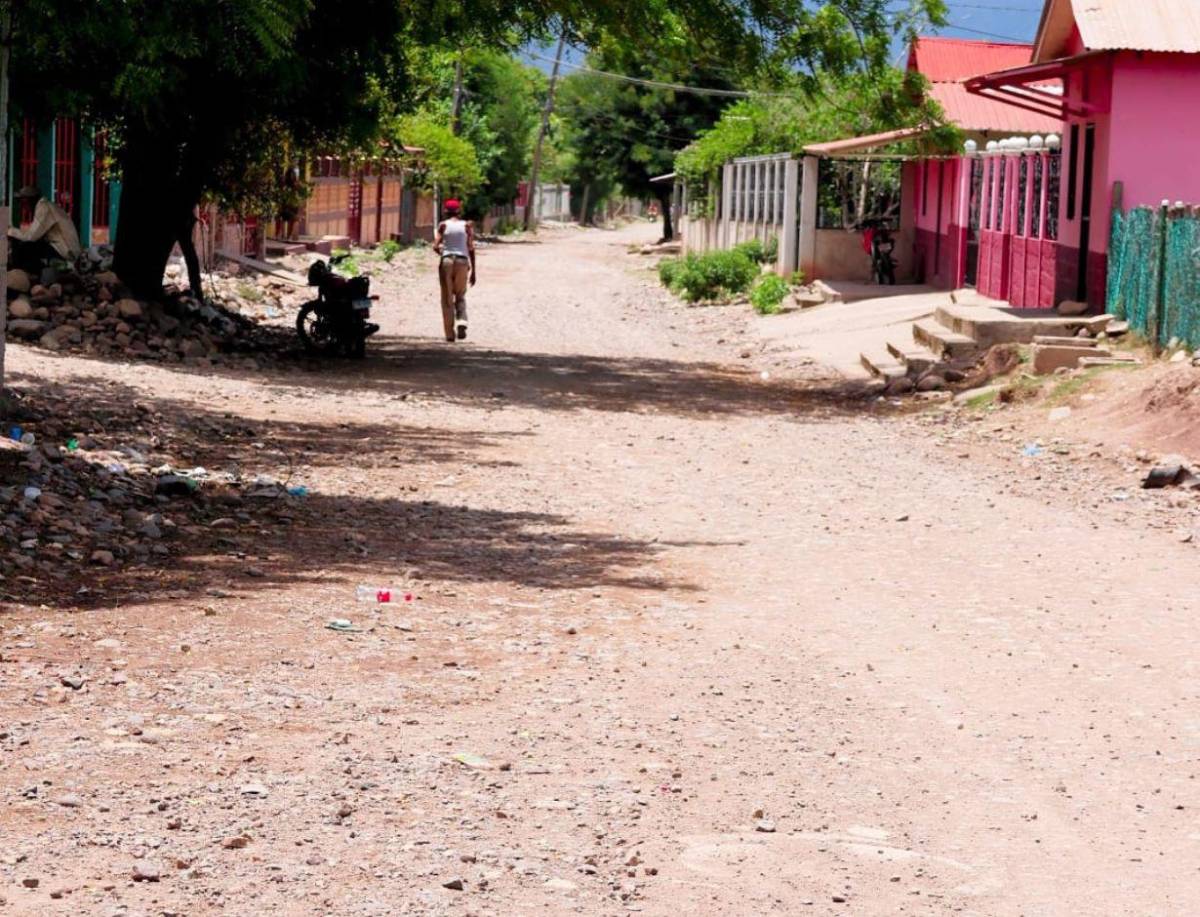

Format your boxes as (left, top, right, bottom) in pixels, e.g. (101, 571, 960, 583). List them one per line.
(522, 1, 1045, 74)
(934, 0, 1043, 44)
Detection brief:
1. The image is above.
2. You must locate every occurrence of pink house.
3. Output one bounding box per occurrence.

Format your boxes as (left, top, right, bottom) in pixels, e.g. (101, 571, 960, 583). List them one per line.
(905, 38, 1060, 293)
(967, 0, 1200, 308)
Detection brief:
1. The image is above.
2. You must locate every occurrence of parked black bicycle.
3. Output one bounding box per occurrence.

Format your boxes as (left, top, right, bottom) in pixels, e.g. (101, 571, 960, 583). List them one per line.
(296, 253, 380, 358)
(859, 219, 897, 286)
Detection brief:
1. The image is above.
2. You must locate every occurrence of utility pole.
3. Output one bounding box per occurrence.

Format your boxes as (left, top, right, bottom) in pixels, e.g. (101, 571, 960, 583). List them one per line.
(0, 2, 12, 396)
(451, 53, 464, 137)
(524, 31, 565, 232)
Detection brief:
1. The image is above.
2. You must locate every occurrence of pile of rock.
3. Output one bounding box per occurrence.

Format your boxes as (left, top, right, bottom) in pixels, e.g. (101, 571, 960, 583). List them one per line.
(4, 262, 293, 366)
(0, 390, 302, 595)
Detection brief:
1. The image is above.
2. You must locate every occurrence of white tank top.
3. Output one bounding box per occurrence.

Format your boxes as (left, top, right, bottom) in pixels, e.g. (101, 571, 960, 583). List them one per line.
(441, 218, 470, 258)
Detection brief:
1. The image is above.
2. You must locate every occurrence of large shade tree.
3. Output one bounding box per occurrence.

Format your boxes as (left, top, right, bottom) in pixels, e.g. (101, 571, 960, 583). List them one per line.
(6, 0, 948, 296)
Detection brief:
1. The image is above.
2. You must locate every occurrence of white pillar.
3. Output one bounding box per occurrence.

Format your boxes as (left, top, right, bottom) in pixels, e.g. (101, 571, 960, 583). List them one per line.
(751, 162, 760, 235)
(721, 162, 734, 248)
(780, 157, 800, 276)
(798, 155, 819, 280)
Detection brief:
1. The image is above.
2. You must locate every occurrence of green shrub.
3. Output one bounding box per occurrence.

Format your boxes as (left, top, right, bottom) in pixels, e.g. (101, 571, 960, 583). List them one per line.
(378, 239, 402, 262)
(668, 250, 758, 302)
(749, 273, 791, 315)
(733, 238, 765, 264)
(731, 237, 779, 265)
(658, 257, 684, 289)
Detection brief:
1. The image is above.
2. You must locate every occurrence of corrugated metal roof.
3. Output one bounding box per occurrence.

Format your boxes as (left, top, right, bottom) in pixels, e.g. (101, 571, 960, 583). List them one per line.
(929, 82, 1062, 134)
(1037, 0, 1200, 59)
(909, 36, 1036, 83)
(1073, 0, 1200, 54)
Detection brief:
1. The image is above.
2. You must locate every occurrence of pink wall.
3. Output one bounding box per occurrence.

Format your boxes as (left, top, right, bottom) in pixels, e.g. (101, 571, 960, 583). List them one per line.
(1057, 55, 1112, 255)
(910, 158, 965, 285)
(1108, 52, 1200, 212)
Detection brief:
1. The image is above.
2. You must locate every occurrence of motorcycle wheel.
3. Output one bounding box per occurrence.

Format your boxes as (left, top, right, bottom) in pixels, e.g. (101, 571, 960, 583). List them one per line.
(347, 315, 367, 360)
(296, 302, 336, 355)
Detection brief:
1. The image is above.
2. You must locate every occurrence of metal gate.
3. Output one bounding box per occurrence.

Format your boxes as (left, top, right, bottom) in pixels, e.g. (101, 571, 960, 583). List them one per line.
(53, 119, 79, 218)
(974, 146, 1061, 309)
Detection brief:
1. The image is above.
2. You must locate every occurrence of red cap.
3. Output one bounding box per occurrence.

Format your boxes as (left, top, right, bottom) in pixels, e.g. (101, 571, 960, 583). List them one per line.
(444, 199, 461, 212)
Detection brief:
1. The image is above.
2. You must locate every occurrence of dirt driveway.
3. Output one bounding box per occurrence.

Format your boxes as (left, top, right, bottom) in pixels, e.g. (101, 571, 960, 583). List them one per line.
(2, 222, 1199, 916)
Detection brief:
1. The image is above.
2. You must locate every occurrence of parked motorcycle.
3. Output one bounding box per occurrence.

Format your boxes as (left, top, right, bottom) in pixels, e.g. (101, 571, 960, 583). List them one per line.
(859, 219, 897, 286)
(296, 254, 379, 358)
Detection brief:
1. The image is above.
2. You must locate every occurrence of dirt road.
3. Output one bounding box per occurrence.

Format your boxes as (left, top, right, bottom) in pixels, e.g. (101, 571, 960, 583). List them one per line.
(3, 223, 1200, 916)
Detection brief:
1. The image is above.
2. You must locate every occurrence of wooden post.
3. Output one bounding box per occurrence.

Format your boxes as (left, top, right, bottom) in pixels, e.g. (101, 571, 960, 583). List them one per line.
(524, 32, 565, 231)
(1151, 199, 1168, 351)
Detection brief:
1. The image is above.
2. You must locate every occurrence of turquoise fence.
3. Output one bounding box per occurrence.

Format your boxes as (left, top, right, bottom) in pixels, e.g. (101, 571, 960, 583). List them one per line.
(1108, 198, 1200, 348)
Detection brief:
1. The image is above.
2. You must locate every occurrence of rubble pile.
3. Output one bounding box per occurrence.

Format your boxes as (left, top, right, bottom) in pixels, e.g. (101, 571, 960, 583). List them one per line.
(0, 386, 303, 597)
(4, 255, 300, 366)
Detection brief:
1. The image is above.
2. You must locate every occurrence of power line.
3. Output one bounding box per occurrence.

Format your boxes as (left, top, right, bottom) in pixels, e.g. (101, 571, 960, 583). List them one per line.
(940, 21, 1034, 41)
(943, 2, 1041, 9)
(527, 51, 774, 98)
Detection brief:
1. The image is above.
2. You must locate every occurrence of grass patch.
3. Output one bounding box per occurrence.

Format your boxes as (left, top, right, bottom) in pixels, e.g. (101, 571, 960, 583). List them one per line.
(1045, 363, 1139, 405)
(235, 282, 264, 303)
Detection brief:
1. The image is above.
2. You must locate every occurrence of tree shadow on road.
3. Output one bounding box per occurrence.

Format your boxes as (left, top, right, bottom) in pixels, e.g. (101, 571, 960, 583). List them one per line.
(232, 337, 873, 421)
(2, 374, 687, 610)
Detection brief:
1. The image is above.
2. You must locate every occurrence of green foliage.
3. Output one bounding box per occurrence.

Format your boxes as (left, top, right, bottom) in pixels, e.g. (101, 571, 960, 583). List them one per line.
(392, 112, 484, 196)
(331, 249, 360, 277)
(732, 238, 778, 265)
(675, 68, 962, 193)
(401, 48, 543, 213)
(659, 250, 758, 302)
(377, 240, 403, 262)
(9, 0, 952, 295)
(658, 257, 684, 288)
(749, 273, 791, 315)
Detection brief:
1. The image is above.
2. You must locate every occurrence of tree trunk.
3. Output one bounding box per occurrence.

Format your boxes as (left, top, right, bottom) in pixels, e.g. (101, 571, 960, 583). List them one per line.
(112, 131, 205, 300)
(578, 184, 590, 226)
(0, 3, 12, 399)
(658, 188, 674, 242)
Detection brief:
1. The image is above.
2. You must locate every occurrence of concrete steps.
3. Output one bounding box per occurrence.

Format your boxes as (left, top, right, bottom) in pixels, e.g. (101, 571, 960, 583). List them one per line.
(936, 302, 1111, 346)
(265, 238, 309, 257)
(886, 339, 936, 375)
(860, 350, 909, 382)
(912, 318, 979, 360)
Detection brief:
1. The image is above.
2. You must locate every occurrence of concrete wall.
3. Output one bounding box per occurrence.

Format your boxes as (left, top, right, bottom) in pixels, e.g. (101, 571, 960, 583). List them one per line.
(680, 215, 720, 255)
(813, 228, 915, 283)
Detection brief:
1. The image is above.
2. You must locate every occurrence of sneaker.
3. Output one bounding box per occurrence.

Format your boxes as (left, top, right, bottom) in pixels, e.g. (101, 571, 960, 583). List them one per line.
(456, 323, 467, 341)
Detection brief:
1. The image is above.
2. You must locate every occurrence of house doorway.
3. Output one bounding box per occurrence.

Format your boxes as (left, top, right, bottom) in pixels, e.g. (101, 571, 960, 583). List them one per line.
(965, 158, 984, 287)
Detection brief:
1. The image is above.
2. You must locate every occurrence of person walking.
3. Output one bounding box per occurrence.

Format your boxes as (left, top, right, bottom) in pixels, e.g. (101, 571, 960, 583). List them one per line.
(432, 199, 475, 342)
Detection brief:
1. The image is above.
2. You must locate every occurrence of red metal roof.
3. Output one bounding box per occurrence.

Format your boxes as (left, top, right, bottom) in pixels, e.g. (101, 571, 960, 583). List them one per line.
(908, 36, 1037, 83)
(908, 36, 1060, 133)
(929, 81, 1061, 134)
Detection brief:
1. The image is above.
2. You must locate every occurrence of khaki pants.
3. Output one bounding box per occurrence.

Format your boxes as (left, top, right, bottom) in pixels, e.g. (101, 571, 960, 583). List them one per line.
(438, 256, 470, 340)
